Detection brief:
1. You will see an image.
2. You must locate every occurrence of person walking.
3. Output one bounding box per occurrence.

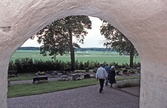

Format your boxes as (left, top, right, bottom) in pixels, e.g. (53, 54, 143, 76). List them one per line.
(104, 64, 110, 86)
(96, 64, 108, 93)
(108, 66, 116, 87)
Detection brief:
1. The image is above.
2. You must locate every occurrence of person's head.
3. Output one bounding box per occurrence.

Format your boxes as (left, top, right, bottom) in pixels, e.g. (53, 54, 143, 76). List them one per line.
(111, 65, 115, 69)
(100, 64, 103, 67)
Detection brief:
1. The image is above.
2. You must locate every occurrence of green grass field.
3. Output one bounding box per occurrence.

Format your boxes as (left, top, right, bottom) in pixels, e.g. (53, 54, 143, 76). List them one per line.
(11, 50, 140, 64)
(8, 78, 98, 98)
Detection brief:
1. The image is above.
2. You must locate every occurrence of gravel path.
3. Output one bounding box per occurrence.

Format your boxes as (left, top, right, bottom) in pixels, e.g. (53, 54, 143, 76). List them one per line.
(8, 85, 139, 108)
(120, 86, 140, 97)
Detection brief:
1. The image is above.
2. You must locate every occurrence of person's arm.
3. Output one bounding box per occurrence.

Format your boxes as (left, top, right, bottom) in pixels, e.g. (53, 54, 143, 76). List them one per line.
(96, 70, 99, 80)
(113, 70, 116, 76)
(104, 69, 108, 79)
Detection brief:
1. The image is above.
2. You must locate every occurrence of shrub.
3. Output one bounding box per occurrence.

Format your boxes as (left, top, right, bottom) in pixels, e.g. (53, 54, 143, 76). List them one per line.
(8, 61, 16, 70)
(9, 57, 140, 73)
(116, 80, 140, 88)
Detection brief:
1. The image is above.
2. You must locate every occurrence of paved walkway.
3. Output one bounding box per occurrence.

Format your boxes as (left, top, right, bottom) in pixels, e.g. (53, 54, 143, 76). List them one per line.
(8, 73, 140, 108)
(8, 85, 139, 108)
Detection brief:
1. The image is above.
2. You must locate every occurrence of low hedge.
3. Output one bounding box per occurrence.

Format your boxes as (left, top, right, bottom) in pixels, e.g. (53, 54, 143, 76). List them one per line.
(8, 57, 140, 73)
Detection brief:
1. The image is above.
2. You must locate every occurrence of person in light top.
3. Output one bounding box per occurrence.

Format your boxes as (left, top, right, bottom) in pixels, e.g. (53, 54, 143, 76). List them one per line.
(96, 64, 108, 93)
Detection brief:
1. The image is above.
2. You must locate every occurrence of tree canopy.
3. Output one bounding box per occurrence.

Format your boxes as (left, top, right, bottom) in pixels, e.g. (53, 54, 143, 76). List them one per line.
(36, 15, 92, 70)
(100, 21, 138, 67)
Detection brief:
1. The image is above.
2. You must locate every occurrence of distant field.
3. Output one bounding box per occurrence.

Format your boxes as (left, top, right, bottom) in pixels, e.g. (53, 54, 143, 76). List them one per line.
(11, 50, 140, 64)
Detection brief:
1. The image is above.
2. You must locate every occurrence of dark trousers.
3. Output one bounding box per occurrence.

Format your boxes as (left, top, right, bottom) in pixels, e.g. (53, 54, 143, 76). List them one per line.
(99, 79, 105, 92)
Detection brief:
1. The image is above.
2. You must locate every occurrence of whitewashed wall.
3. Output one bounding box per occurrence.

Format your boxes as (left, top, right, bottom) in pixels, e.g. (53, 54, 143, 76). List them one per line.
(0, 0, 167, 107)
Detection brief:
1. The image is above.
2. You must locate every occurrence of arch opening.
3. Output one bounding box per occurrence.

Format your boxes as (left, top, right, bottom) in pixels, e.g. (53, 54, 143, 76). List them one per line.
(8, 14, 141, 107)
(2, 1, 167, 108)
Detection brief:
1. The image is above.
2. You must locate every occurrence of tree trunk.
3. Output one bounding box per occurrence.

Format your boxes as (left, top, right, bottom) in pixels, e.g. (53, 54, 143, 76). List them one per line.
(129, 46, 134, 67)
(68, 29, 75, 71)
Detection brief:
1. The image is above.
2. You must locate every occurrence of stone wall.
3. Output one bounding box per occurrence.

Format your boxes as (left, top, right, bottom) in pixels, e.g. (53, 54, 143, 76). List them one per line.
(0, 0, 167, 107)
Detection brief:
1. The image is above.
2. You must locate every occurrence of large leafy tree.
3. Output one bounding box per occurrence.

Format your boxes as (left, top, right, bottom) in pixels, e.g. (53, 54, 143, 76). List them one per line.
(100, 21, 137, 67)
(36, 15, 92, 71)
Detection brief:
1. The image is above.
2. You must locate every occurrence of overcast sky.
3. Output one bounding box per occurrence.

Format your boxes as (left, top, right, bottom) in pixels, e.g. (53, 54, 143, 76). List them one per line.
(22, 17, 106, 48)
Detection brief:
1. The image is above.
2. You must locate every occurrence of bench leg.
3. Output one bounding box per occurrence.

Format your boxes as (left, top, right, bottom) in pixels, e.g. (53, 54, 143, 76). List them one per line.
(33, 78, 48, 84)
(33, 79, 37, 84)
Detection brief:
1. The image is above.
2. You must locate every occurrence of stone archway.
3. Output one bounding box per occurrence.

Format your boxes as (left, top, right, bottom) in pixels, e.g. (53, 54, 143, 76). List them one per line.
(1, 0, 167, 108)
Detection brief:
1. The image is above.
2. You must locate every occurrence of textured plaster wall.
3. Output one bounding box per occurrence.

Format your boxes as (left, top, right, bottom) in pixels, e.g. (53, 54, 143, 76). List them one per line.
(1, 0, 167, 108)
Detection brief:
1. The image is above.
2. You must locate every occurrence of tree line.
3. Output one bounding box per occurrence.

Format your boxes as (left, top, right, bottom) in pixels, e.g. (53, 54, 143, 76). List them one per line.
(28, 15, 138, 70)
(18, 47, 114, 52)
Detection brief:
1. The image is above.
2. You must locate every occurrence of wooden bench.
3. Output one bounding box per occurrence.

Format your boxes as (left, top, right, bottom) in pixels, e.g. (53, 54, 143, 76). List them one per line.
(8, 70, 18, 77)
(32, 76, 48, 84)
(84, 74, 90, 78)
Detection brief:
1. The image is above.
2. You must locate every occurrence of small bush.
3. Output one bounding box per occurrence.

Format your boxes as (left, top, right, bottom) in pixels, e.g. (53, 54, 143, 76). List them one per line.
(116, 80, 140, 88)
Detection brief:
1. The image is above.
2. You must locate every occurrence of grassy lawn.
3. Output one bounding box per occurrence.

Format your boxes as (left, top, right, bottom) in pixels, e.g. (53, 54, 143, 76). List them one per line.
(8, 78, 98, 98)
(8, 73, 35, 81)
(116, 75, 140, 81)
(116, 80, 140, 88)
(8, 74, 140, 98)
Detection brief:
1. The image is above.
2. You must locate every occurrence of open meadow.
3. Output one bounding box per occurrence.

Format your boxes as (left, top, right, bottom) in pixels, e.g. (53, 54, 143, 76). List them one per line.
(11, 50, 140, 65)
